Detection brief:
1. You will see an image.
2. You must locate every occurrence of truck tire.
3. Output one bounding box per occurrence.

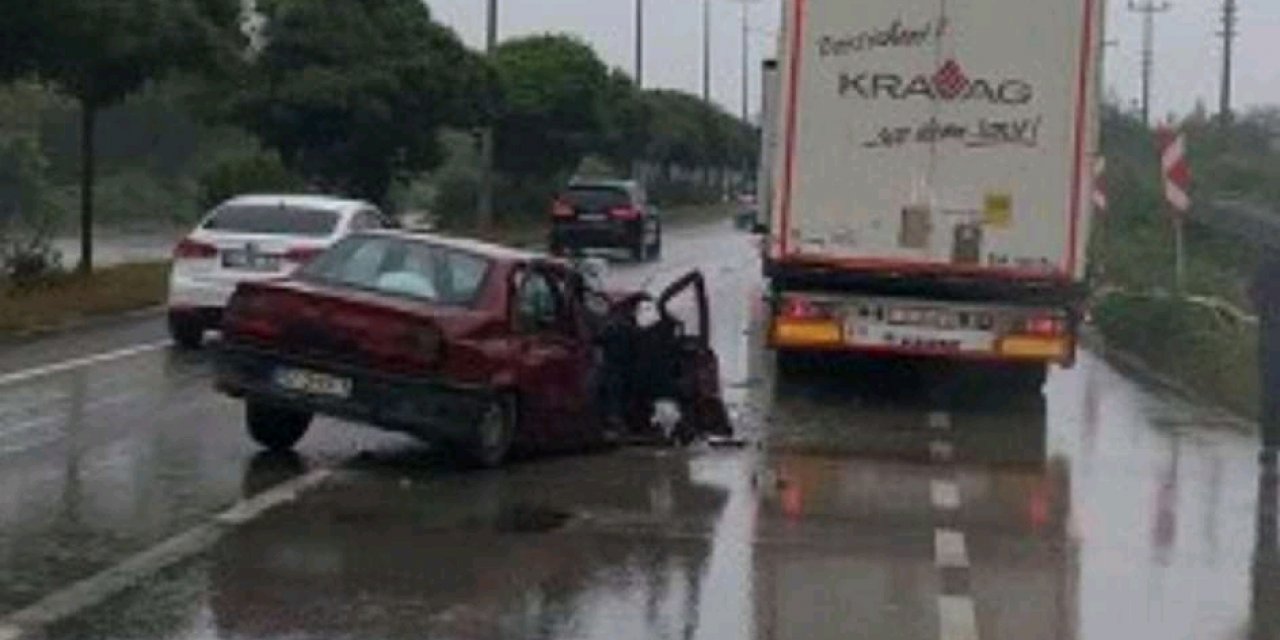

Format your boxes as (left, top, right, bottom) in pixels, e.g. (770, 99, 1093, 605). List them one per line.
(246, 402, 313, 452)
(466, 395, 517, 468)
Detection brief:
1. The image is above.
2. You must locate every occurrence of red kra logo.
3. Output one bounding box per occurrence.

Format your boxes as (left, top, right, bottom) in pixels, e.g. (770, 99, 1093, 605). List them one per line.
(932, 59, 971, 101)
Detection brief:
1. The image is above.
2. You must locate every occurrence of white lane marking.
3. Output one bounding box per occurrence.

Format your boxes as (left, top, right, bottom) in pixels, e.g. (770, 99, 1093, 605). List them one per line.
(935, 528, 970, 568)
(931, 479, 961, 511)
(928, 411, 951, 430)
(0, 340, 173, 388)
(0, 468, 331, 639)
(929, 440, 955, 463)
(938, 595, 979, 640)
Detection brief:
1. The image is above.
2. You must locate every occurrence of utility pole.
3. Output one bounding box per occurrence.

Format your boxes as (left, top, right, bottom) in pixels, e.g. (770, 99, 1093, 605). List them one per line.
(635, 0, 644, 87)
(1128, 0, 1172, 127)
(741, 1, 749, 123)
(1218, 0, 1238, 124)
(702, 0, 711, 103)
(477, 0, 498, 230)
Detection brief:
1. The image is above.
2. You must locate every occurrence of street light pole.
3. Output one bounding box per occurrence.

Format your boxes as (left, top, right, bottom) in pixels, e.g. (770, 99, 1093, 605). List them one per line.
(740, 1, 749, 123)
(635, 0, 644, 87)
(478, 0, 498, 230)
(702, 0, 711, 103)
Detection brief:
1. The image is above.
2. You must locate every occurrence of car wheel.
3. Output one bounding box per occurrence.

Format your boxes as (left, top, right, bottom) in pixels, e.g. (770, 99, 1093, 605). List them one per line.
(648, 223, 663, 261)
(168, 313, 204, 350)
(246, 402, 313, 452)
(467, 395, 516, 468)
(630, 228, 648, 262)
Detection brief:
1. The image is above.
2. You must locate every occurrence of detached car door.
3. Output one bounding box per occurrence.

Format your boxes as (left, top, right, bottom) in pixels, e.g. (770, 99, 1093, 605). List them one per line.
(511, 266, 597, 446)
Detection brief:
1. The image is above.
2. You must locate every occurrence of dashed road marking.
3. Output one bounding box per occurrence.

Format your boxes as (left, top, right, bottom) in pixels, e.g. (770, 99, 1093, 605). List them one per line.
(931, 479, 961, 511)
(0, 340, 172, 388)
(928, 411, 952, 430)
(0, 468, 332, 640)
(938, 595, 979, 640)
(935, 528, 970, 568)
(930, 440, 955, 462)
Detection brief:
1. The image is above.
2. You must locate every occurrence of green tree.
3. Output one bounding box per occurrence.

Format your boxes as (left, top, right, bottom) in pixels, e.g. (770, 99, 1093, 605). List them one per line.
(492, 35, 610, 186)
(239, 0, 492, 207)
(30, 0, 243, 273)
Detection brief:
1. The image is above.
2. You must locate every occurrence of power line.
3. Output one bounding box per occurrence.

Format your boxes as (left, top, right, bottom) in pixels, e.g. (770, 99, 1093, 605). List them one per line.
(1218, 0, 1237, 124)
(1128, 0, 1172, 127)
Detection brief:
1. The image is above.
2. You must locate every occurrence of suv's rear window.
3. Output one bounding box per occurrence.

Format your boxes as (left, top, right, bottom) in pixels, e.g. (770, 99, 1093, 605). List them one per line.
(562, 187, 632, 211)
(203, 205, 340, 237)
(301, 235, 491, 306)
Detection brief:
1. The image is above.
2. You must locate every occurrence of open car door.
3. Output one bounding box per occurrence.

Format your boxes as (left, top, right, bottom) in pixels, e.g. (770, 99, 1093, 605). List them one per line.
(652, 270, 733, 441)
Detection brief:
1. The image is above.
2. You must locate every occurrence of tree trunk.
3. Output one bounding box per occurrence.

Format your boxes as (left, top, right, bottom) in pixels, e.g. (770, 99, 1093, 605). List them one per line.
(78, 102, 96, 275)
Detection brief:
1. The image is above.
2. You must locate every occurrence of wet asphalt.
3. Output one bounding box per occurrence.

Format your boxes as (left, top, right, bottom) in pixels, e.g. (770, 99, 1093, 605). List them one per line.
(0, 220, 1273, 640)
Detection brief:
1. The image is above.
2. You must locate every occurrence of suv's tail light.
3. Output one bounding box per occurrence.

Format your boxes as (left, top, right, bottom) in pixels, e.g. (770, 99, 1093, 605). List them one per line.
(284, 246, 325, 265)
(551, 199, 575, 219)
(174, 238, 217, 260)
(610, 206, 641, 220)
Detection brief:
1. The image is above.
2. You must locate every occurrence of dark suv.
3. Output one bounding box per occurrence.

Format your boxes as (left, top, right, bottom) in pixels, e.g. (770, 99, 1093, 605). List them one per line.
(549, 180, 662, 261)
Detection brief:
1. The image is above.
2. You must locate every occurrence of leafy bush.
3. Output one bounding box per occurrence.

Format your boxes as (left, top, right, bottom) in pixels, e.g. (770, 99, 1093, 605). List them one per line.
(0, 134, 63, 286)
(198, 153, 305, 212)
(431, 168, 478, 224)
(647, 176, 720, 208)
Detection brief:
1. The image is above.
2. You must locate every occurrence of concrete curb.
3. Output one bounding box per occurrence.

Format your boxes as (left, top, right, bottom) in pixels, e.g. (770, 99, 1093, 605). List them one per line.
(1081, 326, 1256, 432)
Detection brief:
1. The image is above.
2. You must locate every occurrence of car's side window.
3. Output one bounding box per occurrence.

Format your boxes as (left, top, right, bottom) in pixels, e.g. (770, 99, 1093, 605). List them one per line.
(515, 270, 564, 334)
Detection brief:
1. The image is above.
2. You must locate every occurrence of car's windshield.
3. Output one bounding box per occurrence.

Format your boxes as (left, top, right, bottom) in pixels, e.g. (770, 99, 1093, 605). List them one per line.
(203, 205, 340, 237)
(301, 235, 491, 306)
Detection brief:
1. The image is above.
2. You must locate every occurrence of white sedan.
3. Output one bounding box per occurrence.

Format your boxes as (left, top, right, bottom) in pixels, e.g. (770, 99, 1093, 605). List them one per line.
(167, 194, 394, 348)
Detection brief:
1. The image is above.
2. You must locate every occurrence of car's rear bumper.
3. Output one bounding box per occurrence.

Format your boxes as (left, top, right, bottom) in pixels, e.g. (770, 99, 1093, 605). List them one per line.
(216, 343, 492, 443)
(168, 272, 237, 310)
(551, 220, 641, 249)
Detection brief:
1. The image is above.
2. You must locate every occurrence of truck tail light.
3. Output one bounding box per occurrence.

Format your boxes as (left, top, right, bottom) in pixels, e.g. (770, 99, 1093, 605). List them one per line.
(780, 295, 832, 321)
(1023, 315, 1065, 336)
(173, 238, 217, 260)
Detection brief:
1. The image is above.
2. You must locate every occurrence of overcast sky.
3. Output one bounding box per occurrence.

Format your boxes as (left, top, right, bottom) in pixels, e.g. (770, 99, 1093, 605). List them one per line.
(425, 0, 1279, 120)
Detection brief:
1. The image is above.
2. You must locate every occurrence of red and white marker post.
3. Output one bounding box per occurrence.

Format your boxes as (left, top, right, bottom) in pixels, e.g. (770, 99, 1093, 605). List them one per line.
(1157, 126, 1192, 294)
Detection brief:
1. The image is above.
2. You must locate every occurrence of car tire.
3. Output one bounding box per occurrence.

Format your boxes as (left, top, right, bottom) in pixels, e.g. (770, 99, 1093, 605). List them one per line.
(648, 222, 663, 261)
(630, 227, 648, 262)
(246, 402, 313, 452)
(168, 313, 204, 350)
(467, 395, 517, 468)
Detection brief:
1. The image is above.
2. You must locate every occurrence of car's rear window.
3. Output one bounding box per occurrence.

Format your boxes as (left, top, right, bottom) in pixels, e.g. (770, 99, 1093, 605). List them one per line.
(562, 187, 632, 211)
(203, 204, 340, 237)
(300, 235, 491, 306)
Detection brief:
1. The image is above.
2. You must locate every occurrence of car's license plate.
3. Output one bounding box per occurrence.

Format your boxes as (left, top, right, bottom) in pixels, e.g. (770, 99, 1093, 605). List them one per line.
(274, 367, 353, 398)
(579, 213, 606, 222)
(222, 250, 280, 271)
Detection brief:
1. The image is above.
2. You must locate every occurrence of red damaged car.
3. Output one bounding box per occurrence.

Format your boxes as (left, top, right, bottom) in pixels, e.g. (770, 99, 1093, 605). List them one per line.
(216, 231, 730, 467)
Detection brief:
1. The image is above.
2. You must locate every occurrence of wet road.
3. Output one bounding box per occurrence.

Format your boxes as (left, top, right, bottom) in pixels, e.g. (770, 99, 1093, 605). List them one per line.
(0, 220, 1274, 640)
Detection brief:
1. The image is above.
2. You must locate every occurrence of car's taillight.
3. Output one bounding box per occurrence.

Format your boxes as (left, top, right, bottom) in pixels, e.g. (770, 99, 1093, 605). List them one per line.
(173, 238, 217, 260)
(284, 246, 324, 265)
(779, 295, 831, 321)
(610, 206, 641, 220)
(551, 199, 575, 219)
(223, 288, 282, 341)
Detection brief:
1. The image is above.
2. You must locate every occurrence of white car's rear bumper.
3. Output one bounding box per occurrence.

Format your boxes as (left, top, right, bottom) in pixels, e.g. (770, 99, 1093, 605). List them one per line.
(167, 272, 237, 311)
